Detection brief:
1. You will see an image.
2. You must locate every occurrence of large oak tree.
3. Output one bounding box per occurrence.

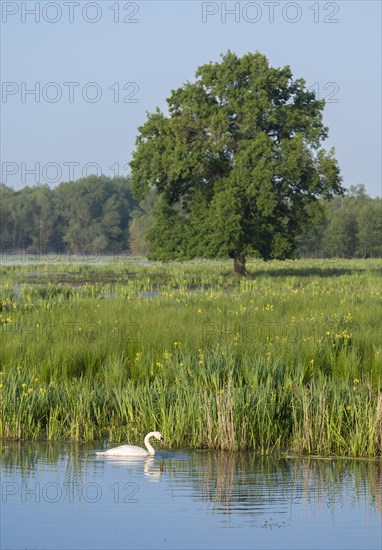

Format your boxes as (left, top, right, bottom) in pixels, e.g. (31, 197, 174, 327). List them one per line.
(130, 51, 343, 273)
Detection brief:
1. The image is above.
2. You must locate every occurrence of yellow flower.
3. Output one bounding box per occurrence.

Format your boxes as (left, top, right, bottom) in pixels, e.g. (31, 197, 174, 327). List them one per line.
(33, 377, 39, 383)
(0, 383, 3, 389)
(353, 378, 359, 385)
(21, 383, 27, 388)
(346, 405, 352, 411)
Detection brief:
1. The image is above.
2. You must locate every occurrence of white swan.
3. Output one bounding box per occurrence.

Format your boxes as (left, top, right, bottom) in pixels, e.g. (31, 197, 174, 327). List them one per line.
(96, 431, 164, 457)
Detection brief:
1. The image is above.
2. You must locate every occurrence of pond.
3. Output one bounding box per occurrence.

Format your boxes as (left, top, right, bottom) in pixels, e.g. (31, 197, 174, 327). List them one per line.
(1, 442, 381, 549)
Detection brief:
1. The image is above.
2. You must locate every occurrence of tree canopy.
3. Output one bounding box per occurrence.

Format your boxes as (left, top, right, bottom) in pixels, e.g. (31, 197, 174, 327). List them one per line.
(130, 51, 343, 273)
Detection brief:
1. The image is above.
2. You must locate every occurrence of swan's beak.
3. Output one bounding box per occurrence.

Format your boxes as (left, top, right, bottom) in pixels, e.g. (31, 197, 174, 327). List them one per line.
(160, 437, 164, 443)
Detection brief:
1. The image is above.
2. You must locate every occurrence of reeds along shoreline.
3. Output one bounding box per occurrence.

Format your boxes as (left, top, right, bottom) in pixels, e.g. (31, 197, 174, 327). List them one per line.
(0, 258, 381, 456)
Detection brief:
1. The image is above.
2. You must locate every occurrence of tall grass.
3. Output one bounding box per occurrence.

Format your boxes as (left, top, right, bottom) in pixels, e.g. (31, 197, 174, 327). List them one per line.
(0, 258, 381, 456)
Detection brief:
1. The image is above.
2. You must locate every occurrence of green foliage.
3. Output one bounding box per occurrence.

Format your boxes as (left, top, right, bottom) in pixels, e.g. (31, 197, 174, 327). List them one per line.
(296, 187, 382, 258)
(130, 51, 343, 269)
(0, 176, 137, 254)
(323, 206, 358, 258)
(357, 200, 382, 258)
(128, 188, 157, 256)
(146, 196, 189, 260)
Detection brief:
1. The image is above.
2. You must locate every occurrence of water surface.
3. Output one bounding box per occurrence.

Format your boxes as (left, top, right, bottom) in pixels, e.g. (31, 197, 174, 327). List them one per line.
(1, 442, 381, 549)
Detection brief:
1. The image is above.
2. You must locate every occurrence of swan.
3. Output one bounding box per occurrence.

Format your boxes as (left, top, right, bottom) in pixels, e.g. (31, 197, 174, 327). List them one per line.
(96, 431, 164, 457)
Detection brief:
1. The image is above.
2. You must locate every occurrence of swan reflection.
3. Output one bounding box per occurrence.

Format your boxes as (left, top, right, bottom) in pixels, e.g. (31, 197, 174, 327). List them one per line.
(96, 454, 164, 482)
(144, 457, 164, 481)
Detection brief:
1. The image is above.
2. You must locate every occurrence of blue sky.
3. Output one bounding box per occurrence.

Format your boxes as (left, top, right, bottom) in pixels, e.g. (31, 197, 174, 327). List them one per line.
(1, 0, 381, 196)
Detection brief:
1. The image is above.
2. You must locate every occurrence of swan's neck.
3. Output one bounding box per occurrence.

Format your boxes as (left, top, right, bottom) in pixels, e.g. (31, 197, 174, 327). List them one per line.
(144, 432, 156, 455)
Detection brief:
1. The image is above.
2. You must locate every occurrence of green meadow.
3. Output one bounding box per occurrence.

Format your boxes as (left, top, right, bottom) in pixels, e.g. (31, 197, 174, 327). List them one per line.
(0, 258, 381, 456)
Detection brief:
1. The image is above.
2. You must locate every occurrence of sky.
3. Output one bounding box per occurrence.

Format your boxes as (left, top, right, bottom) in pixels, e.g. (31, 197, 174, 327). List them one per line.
(1, 0, 381, 196)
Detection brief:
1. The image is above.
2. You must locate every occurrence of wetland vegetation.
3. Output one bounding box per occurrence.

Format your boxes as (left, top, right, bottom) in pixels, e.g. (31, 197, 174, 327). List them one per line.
(1, 258, 381, 456)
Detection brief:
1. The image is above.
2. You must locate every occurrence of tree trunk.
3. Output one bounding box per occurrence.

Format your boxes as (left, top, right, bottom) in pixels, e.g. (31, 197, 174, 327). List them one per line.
(233, 252, 247, 276)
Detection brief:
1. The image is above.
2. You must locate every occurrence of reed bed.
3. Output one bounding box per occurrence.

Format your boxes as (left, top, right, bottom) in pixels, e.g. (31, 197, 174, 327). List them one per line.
(0, 258, 381, 456)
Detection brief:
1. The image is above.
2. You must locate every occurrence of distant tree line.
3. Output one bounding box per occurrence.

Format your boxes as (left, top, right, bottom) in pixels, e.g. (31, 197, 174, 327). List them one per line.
(0, 178, 381, 259)
(296, 184, 382, 258)
(0, 176, 137, 255)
